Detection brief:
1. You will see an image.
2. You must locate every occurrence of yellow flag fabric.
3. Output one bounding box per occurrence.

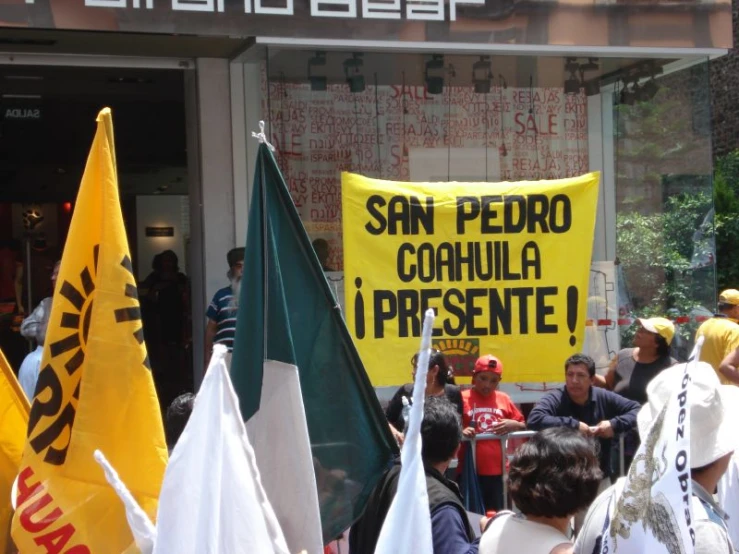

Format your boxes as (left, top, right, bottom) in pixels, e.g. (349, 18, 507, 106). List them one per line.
(342, 172, 600, 386)
(11, 108, 167, 553)
(0, 349, 28, 554)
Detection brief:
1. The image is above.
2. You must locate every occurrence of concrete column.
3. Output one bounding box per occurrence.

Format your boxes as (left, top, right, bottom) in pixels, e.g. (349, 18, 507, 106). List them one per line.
(186, 58, 236, 387)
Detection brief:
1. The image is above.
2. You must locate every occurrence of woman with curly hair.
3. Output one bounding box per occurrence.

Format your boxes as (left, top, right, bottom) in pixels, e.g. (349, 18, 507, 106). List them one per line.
(479, 427, 603, 554)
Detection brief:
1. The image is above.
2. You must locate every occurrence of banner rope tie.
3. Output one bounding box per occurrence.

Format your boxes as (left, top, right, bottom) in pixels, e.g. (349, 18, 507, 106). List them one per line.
(251, 120, 276, 152)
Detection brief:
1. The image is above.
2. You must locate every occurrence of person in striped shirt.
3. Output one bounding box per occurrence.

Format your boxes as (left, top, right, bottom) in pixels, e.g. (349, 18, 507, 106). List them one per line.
(204, 247, 244, 366)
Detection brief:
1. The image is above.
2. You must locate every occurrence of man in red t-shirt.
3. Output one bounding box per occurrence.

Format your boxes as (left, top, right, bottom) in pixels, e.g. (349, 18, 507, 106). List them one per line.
(461, 354, 525, 511)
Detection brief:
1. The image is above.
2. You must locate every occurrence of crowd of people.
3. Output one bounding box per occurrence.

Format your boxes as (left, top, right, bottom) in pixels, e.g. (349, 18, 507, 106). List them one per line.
(12, 238, 739, 554)
(357, 288, 739, 554)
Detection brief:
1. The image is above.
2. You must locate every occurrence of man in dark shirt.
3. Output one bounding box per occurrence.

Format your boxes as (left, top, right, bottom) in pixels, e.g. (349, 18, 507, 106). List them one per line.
(350, 397, 479, 554)
(527, 353, 640, 532)
(528, 353, 640, 476)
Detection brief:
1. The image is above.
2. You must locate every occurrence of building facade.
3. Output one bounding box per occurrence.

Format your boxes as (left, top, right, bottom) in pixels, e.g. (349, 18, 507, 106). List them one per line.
(0, 0, 730, 398)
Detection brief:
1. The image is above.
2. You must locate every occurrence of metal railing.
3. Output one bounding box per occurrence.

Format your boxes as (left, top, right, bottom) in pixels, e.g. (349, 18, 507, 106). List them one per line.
(462, 431, 627, 511)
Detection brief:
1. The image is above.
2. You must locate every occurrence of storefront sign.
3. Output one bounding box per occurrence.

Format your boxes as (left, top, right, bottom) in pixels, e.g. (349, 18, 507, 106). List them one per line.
(0, 0, 731, 48)
(341, 172, 600, 386)
(145, 226, 174, 237)
(3, 108, 41, 121)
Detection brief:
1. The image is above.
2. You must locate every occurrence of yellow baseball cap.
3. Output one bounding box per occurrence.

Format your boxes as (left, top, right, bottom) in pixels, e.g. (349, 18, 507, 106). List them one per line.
(719, 289, 739, 306)
(637, 317, 675, 345)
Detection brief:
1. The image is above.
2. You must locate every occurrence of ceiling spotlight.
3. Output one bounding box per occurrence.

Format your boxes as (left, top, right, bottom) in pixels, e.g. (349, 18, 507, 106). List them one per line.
(578, 58, 600, 96)
(564, 58, 581, 95)
(580, 57, 600, 73)
(639, 78, 659, 101)
(425, 54, 445, 95)
(638, 63, 660, 101)
(343, 53, 365, 93)
(308, 51, 327, 92)
(472, 56, 492, 94)
(619, 80, 637, 106)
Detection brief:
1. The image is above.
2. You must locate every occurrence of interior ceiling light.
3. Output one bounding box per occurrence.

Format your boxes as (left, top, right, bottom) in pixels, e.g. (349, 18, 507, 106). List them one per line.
(425, 54, 445, 95)
(343, 53, 365, 94)
(579, 58, 601, 96)
(637, 62, 660, 101)
(109, 76, 153, 85)
(617, 61, 663, 105)
(619, 80, 637, 106)
(4, 75, 44, 81)
(308, 51, 327, 92)
(639, 78, 659, 101)
(564, 58, 581, 95)
(472, 56, 492, 94)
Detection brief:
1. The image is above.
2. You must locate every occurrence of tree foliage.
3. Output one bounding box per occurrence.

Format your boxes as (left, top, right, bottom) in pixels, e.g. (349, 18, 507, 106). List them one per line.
(615, 149, 739, 358)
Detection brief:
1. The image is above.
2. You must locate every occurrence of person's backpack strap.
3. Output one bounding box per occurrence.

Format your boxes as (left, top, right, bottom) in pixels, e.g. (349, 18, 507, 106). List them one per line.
(696, 495, 732, 552)
(482, 510, 515, 534)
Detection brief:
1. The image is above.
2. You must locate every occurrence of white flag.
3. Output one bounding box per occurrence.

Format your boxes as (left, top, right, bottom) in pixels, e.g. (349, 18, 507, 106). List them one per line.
(155, 344, 290, 554)
(374, 309, 436, 554)
(96, 345, 292, 554)
(598, 346, 699, 554)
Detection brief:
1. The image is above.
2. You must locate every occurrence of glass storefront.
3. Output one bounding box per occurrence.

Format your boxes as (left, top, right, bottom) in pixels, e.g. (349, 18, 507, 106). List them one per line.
(258, 49, 715, 376)
(0, 64, 193, 410)
(611, 59, 714, 361)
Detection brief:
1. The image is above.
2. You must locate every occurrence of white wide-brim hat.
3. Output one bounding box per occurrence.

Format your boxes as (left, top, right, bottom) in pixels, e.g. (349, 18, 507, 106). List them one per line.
(637, 360, 739, 469)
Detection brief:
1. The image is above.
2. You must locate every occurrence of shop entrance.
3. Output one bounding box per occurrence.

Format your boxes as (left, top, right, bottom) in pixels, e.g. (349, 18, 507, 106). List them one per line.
(0, 62, 193, 412)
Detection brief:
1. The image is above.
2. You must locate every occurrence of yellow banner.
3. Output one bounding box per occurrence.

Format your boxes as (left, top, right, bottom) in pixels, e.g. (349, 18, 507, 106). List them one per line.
(342, 172, 600, 386)
(0, 350, 28, 554)
(11, 109, 167, 553)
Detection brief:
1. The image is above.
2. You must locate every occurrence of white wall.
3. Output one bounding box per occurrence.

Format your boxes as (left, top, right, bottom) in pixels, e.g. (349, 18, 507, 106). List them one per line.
(135, 195, 189, 281)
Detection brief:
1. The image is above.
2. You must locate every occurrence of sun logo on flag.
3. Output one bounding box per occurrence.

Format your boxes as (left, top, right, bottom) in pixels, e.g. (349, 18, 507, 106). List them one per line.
(27, 247, 150, 465)
(116, 254, 150, 370)
(49, 247, 100, 371)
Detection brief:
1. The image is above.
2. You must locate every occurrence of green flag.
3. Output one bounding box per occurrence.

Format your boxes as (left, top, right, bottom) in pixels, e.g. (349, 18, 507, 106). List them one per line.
(231, 143, 398, 549)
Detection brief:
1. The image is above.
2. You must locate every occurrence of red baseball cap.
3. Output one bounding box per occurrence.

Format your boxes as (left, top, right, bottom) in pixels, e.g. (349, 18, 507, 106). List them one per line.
(474, 355, 503, 375)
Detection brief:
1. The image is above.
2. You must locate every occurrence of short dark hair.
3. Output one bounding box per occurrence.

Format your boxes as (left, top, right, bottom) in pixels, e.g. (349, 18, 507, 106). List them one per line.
(412, 350, 451, 387)
(165, 393, 195, 450)
(656, 335, 670, 358)
(227, 247, 245, 268)
(564, 353, 596, 378)
(421, 396, 462, 464)
(508, 427, 602, 518)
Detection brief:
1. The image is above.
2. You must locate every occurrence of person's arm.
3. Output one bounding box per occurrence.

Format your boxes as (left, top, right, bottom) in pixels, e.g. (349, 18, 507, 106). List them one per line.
(204, 319, 218, 367)
(527, 392, 580, 431)
(430, 505, 479, 554)
(385, 386, 407, 430)
(491, 396, 526, 434)
(600, 355, 619, 390)
(19, 302, 45, 341)
(204, 295, 220, 367)
(605, 392, 640, 434)
(719, 347, 739, 385)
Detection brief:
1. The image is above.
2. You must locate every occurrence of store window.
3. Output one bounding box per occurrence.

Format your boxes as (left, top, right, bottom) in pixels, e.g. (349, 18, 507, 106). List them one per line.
(261, 50, 715, 365)
(611, 59, 714, 360)
(0, 65, 193, 410)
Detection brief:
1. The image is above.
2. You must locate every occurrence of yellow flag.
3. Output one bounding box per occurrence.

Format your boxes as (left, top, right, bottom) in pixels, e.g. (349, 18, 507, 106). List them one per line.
(0, 349, 28, 554)
(11, 108, 167, 553)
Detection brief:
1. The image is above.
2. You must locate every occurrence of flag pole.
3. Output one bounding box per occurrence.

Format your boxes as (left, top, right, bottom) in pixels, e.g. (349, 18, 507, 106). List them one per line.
(251, 122, 275, 359)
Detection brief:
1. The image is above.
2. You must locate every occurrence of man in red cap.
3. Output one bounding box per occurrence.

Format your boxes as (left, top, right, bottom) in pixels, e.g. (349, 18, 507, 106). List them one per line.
(461, 354, 525, 512)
